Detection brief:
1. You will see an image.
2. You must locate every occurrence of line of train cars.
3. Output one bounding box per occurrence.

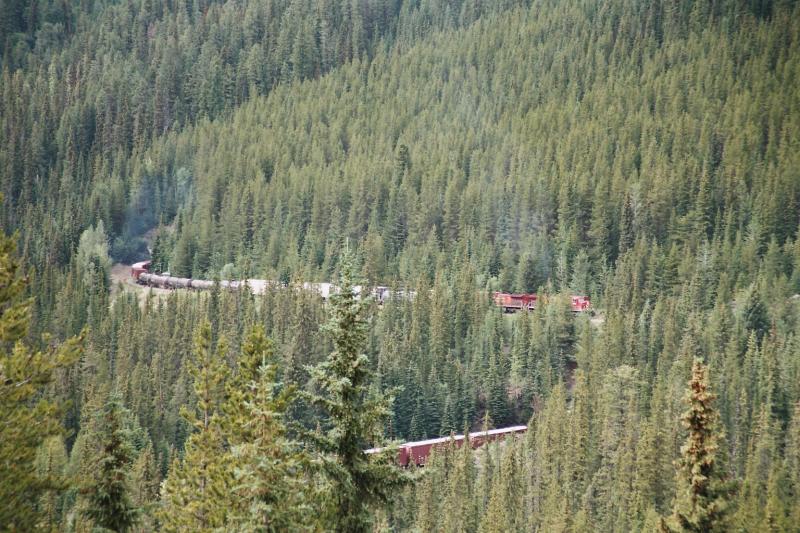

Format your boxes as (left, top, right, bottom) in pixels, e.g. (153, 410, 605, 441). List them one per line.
(131, 261, 591, 313)
(131, 261, 414, 303)
(366, 425, 528, 467)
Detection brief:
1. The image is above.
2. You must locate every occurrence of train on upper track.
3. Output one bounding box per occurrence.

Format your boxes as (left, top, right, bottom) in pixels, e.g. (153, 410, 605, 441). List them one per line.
(131, 261, 591, 313)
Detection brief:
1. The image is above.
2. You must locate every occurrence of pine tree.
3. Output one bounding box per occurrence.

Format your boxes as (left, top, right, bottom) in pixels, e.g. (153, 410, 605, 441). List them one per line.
(740, 284, 769, 341)
(223, 325, 311, 532)
(34, 436, 69, 531)
(159, 322, 232, 531)
(441, 425, 478, 533)
(82, 394, 139, 532)
(619, 194, 635, 255)
(0, 229, 82, 530)
(306, 249, 411, 533)
(130, 441, 160, 530)
(480, 439, 522, 533)
(785, 402, 800, 528)
(662, 358, 731, 532)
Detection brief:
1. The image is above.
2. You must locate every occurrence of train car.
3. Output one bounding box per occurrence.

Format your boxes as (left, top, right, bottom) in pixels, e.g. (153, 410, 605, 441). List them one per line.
(139, 272, 165, 286)
(493, 292, 591, 313)
(131, 261, 152, 281)
(571, 295, 591, 312)
(190, 279, 215, 290)
(493, 292, 538, 312)
(366, 425, 527, 467)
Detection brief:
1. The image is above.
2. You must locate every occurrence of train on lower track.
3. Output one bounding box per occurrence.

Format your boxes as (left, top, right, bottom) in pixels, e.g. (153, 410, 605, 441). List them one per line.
(366, 425, 528, 467)
(131, 261, 591, 313)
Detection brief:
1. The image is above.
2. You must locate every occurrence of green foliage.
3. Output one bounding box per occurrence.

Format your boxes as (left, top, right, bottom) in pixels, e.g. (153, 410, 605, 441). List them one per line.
(0, 229, 82, 530)
(662, 359, 732, 532)
(82, 394, 139, 532)
(306, 250, 411, 532)
(75, 222, 111, 284)
(159, 321, 232, 531)
(223, 325, 312, 532)
(2, 0, 800, 530)
(160, 321, 313, 531)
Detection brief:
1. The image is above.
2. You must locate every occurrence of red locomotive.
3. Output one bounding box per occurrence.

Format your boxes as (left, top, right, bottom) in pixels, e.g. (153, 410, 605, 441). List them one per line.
(365, 425, 528, 467)
(571, 295, 591, 312)
(493, 292, 590, 313)
(131, 261, 152, 280)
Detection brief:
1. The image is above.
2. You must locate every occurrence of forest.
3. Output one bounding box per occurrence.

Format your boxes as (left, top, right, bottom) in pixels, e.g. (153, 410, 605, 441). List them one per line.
(1, 0, 800, 531)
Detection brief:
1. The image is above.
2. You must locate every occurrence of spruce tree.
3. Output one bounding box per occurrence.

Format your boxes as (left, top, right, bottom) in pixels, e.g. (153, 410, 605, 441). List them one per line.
(82, 394, 139, 532)
(130, 441, 160, 530)
(159, 322, 232, 531)
(0, 229, 82, 530)
(662, 358, 731, 532)
(619, 194, 635, 255)
(223, 325, 311, 532)
(441, 424, 478, 533)
(306, 250, 410, 533)
(34, 436, 69, 531)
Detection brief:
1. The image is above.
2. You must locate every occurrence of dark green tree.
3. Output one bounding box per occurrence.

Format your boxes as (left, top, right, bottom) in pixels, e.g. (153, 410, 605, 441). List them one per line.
(619, 194, 635, 255)
(306, 249, 411, 533)
(82, 394, 139, 532)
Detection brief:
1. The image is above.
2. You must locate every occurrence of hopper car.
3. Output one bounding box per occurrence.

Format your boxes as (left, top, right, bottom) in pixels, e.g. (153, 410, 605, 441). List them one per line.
(365, 425, 528, 467)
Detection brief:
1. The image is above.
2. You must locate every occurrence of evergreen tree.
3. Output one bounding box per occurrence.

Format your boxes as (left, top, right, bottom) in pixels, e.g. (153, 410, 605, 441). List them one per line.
(34, 436, 69, 531)
(159, 322, 232, 531)
(619, 194, 635, 255)
(0, 229, 82, 530)
(130, 441, 160, 530)
(441, 425, 478, 533)
(82, 394, 139, 532)
(480, 440, 522, 533)
(662, 358, 731, 532)
(306, 249, 411, 533)
(223, 325, 311, 532)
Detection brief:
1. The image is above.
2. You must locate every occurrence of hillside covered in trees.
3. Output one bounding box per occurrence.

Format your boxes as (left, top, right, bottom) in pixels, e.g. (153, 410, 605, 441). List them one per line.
(2, 0, 800, 531)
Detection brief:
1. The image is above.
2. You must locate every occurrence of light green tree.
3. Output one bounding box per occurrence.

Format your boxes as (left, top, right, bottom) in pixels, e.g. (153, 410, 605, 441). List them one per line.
(0, 230, 82, 530)
(159, 322, 232, 532)
(223, 325, 312, 532)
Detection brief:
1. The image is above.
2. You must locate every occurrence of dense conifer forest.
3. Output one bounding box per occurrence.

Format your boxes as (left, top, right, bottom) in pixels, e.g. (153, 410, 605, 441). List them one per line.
(2, 0, 800, 531)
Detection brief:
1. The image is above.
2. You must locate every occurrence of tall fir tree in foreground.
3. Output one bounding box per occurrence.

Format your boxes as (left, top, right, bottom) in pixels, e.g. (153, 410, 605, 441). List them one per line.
(223, 325, 312, 532)
(159, 322, 232, 531)
(307, 249, 411, 533)
(0, 227, 82, 530)
(161, 322, 312, 531)
(82, 394, 139, 532)
(662, 358, 731, 532)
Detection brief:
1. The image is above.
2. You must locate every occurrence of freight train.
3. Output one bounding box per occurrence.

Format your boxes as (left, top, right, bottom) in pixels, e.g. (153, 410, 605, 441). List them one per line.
(365, 425, 528, 466)
(131, 261, 413, 304)
(131, 261, 590, 312)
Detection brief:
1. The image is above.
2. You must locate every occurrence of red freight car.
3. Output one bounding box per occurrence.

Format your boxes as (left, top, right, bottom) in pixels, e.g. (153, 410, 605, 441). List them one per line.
(366, 425, 527, 467)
